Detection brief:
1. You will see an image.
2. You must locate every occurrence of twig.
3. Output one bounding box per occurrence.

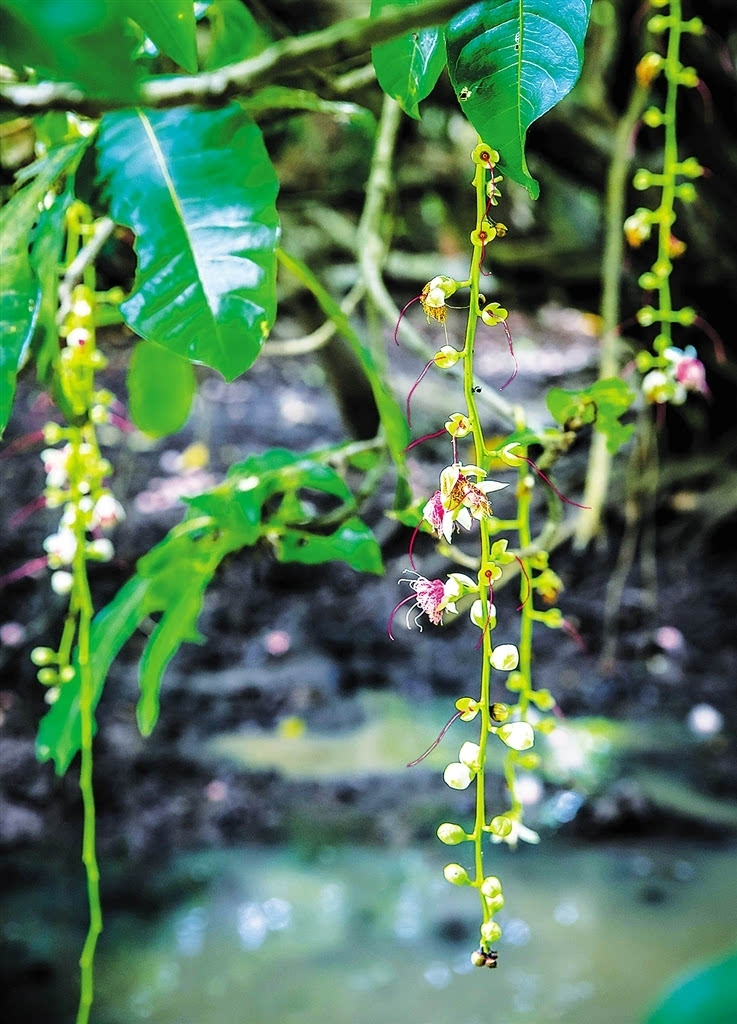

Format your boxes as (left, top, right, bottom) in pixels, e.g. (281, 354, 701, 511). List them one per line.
(0, 0, 467, 116)
(264, 280, 365, 356)
(575, 81, 647, 549)
(57, 217, 115, 325)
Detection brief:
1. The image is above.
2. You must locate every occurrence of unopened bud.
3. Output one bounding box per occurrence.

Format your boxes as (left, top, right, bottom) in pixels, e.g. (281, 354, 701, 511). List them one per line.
(437, 822, 467, 846)
(31, 647, 55, 666)
(443, 863, 471, 886)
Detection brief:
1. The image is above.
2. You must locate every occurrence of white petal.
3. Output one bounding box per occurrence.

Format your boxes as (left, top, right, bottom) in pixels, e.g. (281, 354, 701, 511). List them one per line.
(478, 480, 508, 494)
(443, 762, 474, 790)
(490, 644, 520, 671)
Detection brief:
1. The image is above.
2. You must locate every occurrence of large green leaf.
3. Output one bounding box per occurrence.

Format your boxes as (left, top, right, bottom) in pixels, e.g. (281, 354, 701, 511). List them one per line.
(127, 340, 196, 437)
(370, 0, 446, 119)
(446, 1, 593, 198)
(0, 140, 88, 435)
(203, 0, 268, 69)
(96, 104, 280, 380)
(274, 516, 383, 574)
(0, 0, 141, 100)
(130, 0, 197, 73)
(646, 949, 737, 1024)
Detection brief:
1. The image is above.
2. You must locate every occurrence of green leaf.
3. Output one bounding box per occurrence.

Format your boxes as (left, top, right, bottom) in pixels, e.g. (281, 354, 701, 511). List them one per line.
(0, 140, 88, 435)
(130, 0, 197, 73)
(242, 86, 373, 125)
(646, 950, 737, 1024)
(30, 175, 76, 381)
(275, 517, 383, 575)
(203, 0, 268, 69)
(36, 576, 151, 775)
(127, 341, 196, 437)
(276, 249, 410, 507)
(96, 104, 280, 380)
(0, 0, 141, 100)
(446, 0, 594, 198)
(370, 0, 446, 119)
(546, 377, 635, 454)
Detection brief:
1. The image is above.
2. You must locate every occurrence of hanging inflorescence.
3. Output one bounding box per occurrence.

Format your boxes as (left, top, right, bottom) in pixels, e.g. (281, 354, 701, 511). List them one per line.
(391, 145, 577, 968)
(625, 0, 715, 406)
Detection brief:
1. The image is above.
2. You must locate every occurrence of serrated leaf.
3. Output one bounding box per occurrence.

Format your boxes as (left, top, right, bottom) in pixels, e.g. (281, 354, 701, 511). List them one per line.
(96, 104, 280, 380)
(370, 0, 446, 119)
(127, 340, 196, 437)
(446, 1, 593, 198)
(0, 140, 88, 435)
(131, 0, 197, 73)
(0, 0, 141, 100)
(275, 517, 383, 574)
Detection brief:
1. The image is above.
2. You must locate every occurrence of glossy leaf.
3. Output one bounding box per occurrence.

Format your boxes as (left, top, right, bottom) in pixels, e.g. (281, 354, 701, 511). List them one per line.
(127, 341, 196, 437)
(275, 517, 383, 575)
(96, 104, 280, 380)
(130, 0, 197, 73)
(446, 0, 593, 198)
(0, 0, 141, 100)
(370, 0, 446, 119)
(646, 950, 737, 1024)
(203, 0, 268, 69)
(546, 377, 635, 454)
(0, 140, 88, 435)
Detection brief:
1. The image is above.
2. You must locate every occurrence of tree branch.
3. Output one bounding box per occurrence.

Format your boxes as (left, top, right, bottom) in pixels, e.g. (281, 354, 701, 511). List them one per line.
(0, 0, 467, 117)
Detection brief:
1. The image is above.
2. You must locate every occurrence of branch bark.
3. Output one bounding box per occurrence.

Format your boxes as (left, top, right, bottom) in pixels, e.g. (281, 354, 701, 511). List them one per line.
(0, 0, 467, 117)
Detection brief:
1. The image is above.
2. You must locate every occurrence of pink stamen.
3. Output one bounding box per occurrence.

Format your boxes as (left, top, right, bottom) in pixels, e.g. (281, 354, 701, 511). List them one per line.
(407, 359, 434, 426)
(407, 710, 462, 767)
(693, 316, 727, 364)
(109, 412, 136, 433)
(408, 524, 421, 571)
(515, 556, 530, 611)
(0, 429, 46, 460)
(500, 319, 518, 390)
(561, 619, 586, 652)
(403, 428, 446, 453)
(518, 456, 590, 509)
(695, 79, 713, 125)
(0, 556, 49, 590)
(388, 594, 416, 640)
(8, 495, 47, 529)
(395, 294, 423, 345)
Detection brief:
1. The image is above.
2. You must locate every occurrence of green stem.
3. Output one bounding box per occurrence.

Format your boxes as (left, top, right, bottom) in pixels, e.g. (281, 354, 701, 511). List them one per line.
(516, 480, 534, 716)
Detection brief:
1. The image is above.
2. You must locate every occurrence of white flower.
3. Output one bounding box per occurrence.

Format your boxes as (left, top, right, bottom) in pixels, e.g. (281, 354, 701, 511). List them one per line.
(440, 463, 507, 523)
(443, 572, 478, 603)
(87, 538, 114, 562)
(490, 644, 519, 671)
(490, 819, 540, 849)
(93, 493, 125, 529)
(470, 599, 496, 629)
(43, 529, 77, 565)
(66, 327, 90, 348)
(444, 762, 475, 790)
(458, 741, 481, 770)
(41, 446, 70, 488)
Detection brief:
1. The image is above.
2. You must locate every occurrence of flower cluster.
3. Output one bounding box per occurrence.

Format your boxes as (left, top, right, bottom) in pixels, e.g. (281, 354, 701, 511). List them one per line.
(639, 344, 708, 405)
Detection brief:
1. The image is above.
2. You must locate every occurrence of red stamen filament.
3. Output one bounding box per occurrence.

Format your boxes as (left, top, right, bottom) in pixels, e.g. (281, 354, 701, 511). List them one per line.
(407, 710, 462, 767)
(515, 556, 530, 611)
(395, 294, 423, 345)
(388, 594, 416, 640)
(9, 495, 47, 529)
(518, 456, 590, 509)
(403, 428, 446, 453)
(408, 524, 421, 571)
(562, 618, 586, 652)
(0, 429, 46, 460)
(407, 360, 434, 426)
(500, 319, 518, 390)
(693, 316, 726, 364)
(0, 556, 49, 590)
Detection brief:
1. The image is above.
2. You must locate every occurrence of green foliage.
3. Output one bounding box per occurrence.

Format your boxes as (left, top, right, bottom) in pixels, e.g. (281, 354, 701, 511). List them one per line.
(203, 0, 268, 69)
(0, 0, 141, 100)
(95, 104, 280, 381)
(133, 0, 197, 73)
(446, 0, 593, 198)
(127, 341, 196, 438)
(370, 0, 446, 120)
(37, 448, 382, 773)
(546, 377, 635, 454)
(0, 140, 88, 435)
(645, 950, 737, 1024)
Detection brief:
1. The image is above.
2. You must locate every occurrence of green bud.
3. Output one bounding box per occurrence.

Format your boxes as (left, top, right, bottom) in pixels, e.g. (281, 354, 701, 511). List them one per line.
(505, 671, 525, 693)
(30, 647, 55, 666)
(636, 306, 657, 327)
(42, 422, 63, 443)
(59, 666, 76, 684)
(443, 863, 471, 886)
(633, 170, 653, 191)
(643, 107, 665, 128)
(676, 183, 697, 203)
(489, 815, 513, 839)
(674, 306, 696, 326)
(647, 15, 670, 33)
(535, 717, 557, 735)
(490, 702, 509, 723)
(437, 823, 468, 846)
(37, 667, 58, 686)
(638, 272, 659, 291)
(481, 875, 502, 898)
(480, 920, 502, 944)
(487, 894, 505, 913)
(516, 752, 541, 770)
(682, 17, 703, 35)
(531, 689, 556, 711)
(678, 157, 704, 179)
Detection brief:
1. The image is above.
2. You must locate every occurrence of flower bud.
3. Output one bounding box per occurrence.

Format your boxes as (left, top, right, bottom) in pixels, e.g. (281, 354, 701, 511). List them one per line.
(87, 539, 114, 562)
(43, 422, 64, 444)
(487, 894, 505, 913)
(489, 815, 513, 838)
(470, 949, 487, 967)
(481, 875, 502, 898)
(633, 170, 653, 191)
(635, 52, 663, 87)
(37, 667, 58, 686)
(444, 762, 475, 790)
(59, 666, 76, 684)
(66, 327, 90, 348)
(437, 822, 467, 845)
(636, 306, 657, 327)
(516, 752, 541, 770)
(443, 863, 471, 886)
(490, 644, 519, 671)
(530, 688, 556, 711)
(642, 106, 665, 128)
(51, 570, 74, 595)
(480, 920, 502, 944)
(490, 703, 509, 722)
(496, 722, 534, 751)
(30, 647, 55, 666)
(505, 671, 525, 693)
(459, 741, 481, 771)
